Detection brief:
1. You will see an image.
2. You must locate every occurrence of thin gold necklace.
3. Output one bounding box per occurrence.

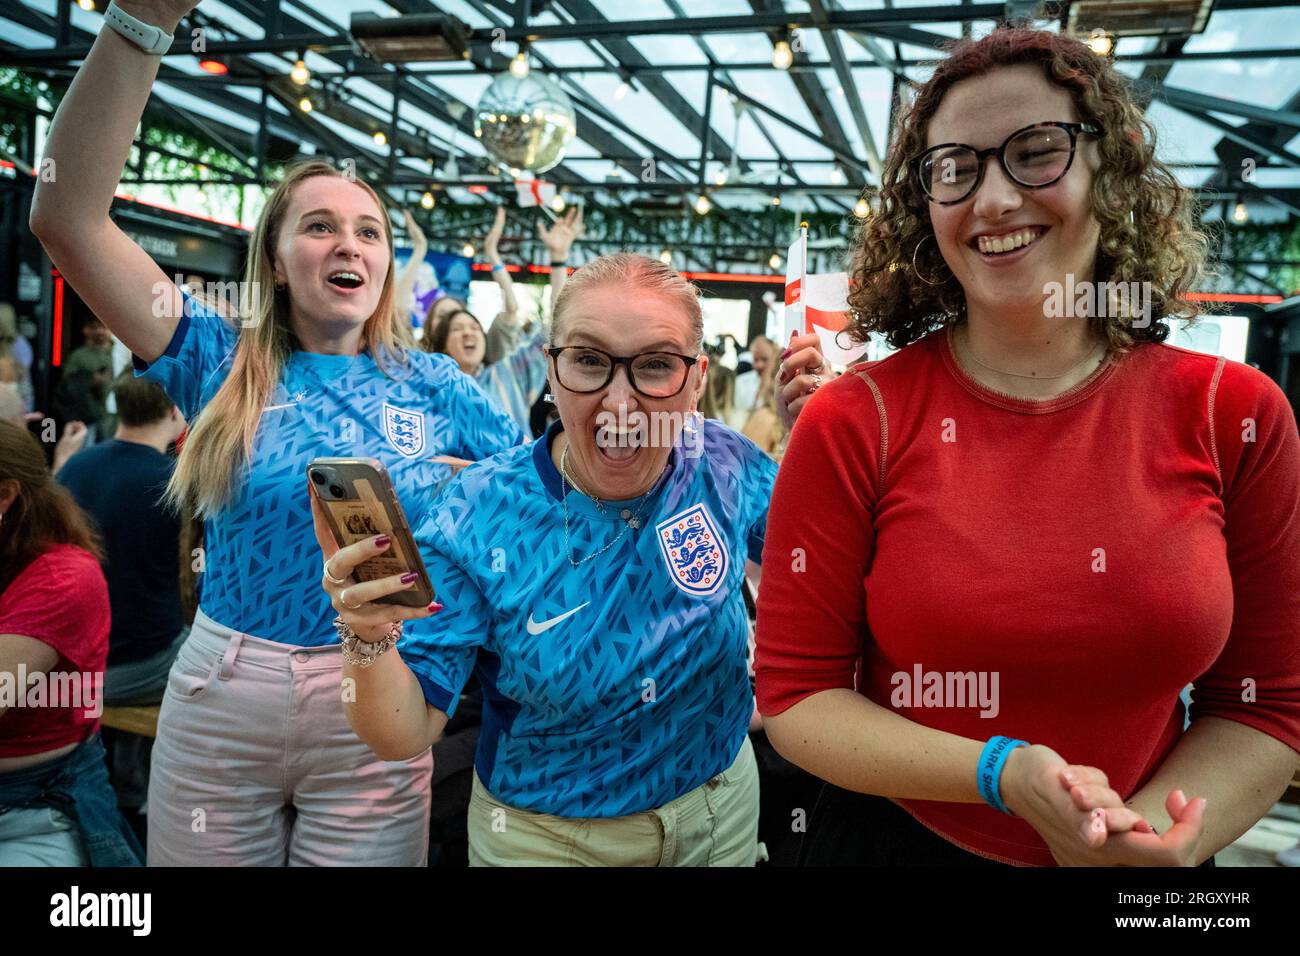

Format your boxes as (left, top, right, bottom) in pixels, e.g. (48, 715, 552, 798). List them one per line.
(957, 326, 1108, 381)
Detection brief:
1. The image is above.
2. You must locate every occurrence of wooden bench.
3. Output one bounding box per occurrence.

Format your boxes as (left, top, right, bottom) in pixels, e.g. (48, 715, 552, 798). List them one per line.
(100, 706, 160, 739)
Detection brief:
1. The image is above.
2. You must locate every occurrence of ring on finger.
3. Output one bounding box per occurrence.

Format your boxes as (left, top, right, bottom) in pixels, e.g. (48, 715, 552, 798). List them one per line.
(323, 558, 347, 586)
(809, 373, 823, 392)
(340, 587, 364, 610)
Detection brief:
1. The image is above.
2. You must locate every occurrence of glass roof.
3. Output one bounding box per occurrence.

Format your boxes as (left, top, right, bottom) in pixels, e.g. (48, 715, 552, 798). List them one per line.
(2, 0, 1296, 219)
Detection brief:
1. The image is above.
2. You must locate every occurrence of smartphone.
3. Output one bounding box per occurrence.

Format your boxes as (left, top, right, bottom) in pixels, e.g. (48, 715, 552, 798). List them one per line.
(307, 457, 435, 608)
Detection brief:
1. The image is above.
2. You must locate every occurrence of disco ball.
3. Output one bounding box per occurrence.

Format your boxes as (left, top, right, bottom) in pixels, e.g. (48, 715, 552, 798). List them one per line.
(474, 73, 576, 175)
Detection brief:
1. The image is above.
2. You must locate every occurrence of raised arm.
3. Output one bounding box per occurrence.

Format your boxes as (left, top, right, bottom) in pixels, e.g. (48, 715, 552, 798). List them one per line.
(392, 209, 428, 325)
(27, 1, 194, 363)
(484, 207, 519, 322)
(538, 206, 583, 306)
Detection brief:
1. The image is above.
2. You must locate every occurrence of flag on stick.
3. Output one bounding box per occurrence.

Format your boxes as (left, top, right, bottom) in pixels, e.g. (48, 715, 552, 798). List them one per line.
(515, 178, 556, 208)
(784, 225, 866, 366)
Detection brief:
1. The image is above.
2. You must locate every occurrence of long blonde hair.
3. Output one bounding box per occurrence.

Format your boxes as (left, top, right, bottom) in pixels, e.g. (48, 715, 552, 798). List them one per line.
(167, 162, 410, 517)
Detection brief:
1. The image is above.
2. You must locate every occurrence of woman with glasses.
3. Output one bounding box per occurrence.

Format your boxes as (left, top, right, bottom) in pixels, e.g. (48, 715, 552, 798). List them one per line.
(310, 253, 825, 865)
(756, 27, 1300, 866)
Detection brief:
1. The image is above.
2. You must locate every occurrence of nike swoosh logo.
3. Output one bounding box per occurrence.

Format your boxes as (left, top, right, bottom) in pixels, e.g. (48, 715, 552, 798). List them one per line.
(526, 602, 590, 635)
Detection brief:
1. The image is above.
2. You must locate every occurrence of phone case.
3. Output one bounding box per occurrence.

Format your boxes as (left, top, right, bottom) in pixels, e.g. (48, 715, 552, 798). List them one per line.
(307, 457, 435, 608)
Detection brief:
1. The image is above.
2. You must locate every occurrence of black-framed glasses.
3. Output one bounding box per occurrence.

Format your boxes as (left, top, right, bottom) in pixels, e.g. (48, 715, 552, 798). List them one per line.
(913, 121, 1104, 205)
(546, 345, 700, 399)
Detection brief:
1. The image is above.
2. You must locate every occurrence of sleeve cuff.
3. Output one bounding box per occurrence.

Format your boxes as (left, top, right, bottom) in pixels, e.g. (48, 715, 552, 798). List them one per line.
(412, 670, 461, 718)
(132, 295, 193, 373)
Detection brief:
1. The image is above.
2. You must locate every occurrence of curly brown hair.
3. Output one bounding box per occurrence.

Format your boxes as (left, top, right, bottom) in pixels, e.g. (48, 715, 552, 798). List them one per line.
(847, 27, 1212, 352)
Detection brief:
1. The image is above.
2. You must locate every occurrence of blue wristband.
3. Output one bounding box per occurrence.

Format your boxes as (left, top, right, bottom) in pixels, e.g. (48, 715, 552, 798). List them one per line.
(977, 735, 1028, 815)
(491, 262, 506, 273)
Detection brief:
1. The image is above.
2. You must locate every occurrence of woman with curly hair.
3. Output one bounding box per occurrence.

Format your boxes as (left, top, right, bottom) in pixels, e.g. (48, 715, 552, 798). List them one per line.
(756, 26, 1300, 866)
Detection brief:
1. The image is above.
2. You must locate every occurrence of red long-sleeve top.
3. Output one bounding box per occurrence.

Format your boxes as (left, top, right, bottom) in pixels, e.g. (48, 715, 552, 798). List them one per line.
(755, 327, 1300, 866)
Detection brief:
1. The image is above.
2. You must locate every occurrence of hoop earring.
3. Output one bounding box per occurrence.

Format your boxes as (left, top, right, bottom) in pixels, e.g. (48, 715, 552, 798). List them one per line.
(911, 235, 944, 287)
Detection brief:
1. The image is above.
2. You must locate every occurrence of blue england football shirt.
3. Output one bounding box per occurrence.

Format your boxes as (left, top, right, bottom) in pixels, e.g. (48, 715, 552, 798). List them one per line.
(402, 418, 779, 818)
(133, 292, 523, 644)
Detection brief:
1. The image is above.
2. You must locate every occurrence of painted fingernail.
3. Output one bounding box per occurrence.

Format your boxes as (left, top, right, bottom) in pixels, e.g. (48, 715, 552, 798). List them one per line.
(780, 348, 792, 360)
(427, 602, 444, 613)
(400, 572, 418, 584)
(375, 535, 391, 548)
(1134, 820, 1155, 834)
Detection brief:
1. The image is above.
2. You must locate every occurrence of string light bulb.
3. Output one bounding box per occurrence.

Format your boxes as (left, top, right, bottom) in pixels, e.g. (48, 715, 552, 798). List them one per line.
(421, 191, 435, 209)
(769, 253, 782, 270)
(713, 169, 728, 186)
(298, 96, 313, 113)
(771, 195, 782, 207)
(694, 194, 712, 216)
(372, 131, 387, 147)
(1088, 29, 1114, 57)
(290, 59, 311, 86)
(830, 166, 845, 185)
(550, 194, 566, 212)
(772, 40, 793, 71)
(78, 0, 95, 10)
(615, 81, 630, 100)
(853, 197, 871, 218)
(462, 243, 475, 258)
(1233, 202, 1248, 222)
(659, 249, 672, 265)
(510, 52, 530, 79)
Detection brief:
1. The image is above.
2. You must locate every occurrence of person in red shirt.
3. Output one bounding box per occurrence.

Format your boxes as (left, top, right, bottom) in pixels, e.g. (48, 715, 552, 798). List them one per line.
(757, 27, 1300, 867)
(0, 420, 142, 865)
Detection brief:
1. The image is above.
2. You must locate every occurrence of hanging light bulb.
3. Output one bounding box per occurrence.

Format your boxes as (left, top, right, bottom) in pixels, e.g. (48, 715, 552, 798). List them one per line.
(771, 195, 782, 207)
(830, 166, 845, 185)
(713, 169, 728, 186)
(78, 0, 95, 10)
(290, 58, 311, 86)
(510, 52, 530, 79)
(373, 131, 387, 147)
(615, 81, 630, 100)
(659, 249, 673, 265)
(772, 40, 793, 71)
(853, 197, 871, 218)
(769, 253, 782, 270)
(421, 191, 435, 210)
(462, 243, 476, 258)
(550, 194, 566, 212)
(298, 96, 314, 113)
(1233, 202, 1248, 222)
(1088, 29, 1114, 58)
(694, 194, 712, 216)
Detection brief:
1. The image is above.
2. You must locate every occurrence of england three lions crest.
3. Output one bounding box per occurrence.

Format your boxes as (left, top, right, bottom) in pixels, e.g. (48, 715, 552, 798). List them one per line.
(656, 504, 728, 597)
(383, 403, 425, 458)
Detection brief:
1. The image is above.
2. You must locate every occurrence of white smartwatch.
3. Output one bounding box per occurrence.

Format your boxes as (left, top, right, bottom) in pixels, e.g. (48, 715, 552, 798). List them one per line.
(104, 2, 175, 55)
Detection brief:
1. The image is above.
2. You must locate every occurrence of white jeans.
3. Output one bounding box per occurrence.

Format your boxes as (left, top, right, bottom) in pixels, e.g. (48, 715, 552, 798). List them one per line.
(147, 609, 432, 866)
